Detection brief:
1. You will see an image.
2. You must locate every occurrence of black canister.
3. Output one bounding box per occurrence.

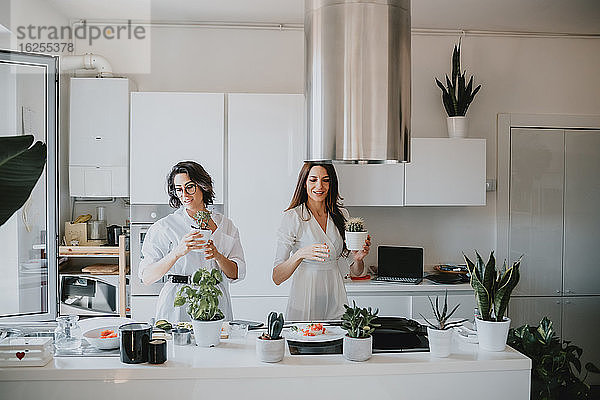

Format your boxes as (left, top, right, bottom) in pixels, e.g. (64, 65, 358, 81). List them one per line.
(107, 225, 123, 246)
(148, 339, 167, 364)
(119, 323, 152, 364)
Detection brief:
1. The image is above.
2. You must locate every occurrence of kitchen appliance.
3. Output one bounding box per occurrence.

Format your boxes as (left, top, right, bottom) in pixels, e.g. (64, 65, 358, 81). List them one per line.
(88, 207, 107, 241)
(286, 317, 429, 355)
(305, 0, 411, 163)
(130, 204, 174, 296)
(373, 246, 424, 284)
(60, 274, 129, 315)
(119, 322, 152, 364)
(106, 225, 123, 246)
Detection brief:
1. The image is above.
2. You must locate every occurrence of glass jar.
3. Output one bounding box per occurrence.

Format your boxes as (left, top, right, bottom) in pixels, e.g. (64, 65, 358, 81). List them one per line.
(54, 315, 82, 350)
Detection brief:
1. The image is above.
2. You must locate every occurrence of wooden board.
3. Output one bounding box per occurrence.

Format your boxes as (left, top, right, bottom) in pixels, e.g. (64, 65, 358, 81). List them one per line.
(59, 245, 120, 256)
(82, 264, 119, 274)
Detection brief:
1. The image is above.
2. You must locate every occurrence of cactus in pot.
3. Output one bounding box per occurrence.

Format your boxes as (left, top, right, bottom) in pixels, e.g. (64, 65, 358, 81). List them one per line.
(463, 251, 523, 351)
(256, 311, 285, 363)
(344, 217, 368, 251)
(191, 210, 211, 230)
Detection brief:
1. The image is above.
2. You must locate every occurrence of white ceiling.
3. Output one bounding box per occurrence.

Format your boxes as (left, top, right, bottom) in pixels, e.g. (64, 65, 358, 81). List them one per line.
(47, 0, 600, 35)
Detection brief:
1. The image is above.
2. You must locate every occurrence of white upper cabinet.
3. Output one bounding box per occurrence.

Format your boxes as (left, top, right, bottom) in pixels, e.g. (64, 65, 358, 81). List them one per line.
(228, 93, 305, 297)
(404, 138, 486, 206)
(130, 92, 224, 204)
(69, 78, 129, 197)
(336, 164, 405, 206)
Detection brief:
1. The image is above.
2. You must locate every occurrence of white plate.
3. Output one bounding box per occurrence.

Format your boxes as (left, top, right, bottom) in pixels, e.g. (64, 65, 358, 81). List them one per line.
(83, 326, 120, 350)
(283, 325, 345, 343)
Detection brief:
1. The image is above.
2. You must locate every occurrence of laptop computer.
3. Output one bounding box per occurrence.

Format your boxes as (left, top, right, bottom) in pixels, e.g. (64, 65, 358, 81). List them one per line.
(373, 246, 424, 284)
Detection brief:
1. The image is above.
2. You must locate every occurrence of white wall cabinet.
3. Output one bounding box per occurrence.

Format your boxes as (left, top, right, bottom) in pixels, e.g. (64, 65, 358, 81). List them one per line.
(130, 92, 224, 204)
(336, 164, 405, 206)
(69, 78, 129, 197)
(404, 138, 486, 206)
(227, 93, 305, 298)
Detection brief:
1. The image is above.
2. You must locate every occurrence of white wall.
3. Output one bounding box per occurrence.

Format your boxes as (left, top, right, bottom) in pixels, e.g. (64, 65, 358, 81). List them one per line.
(69, 26, 600, 269)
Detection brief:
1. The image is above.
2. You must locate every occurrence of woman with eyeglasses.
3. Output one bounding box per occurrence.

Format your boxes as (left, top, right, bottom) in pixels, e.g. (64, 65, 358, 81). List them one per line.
(272, 162, 371, 321)
(138, 161, 246, 322)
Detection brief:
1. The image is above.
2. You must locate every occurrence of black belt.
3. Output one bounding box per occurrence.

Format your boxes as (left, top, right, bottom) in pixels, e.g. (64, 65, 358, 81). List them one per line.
(167, 274, 191, 284)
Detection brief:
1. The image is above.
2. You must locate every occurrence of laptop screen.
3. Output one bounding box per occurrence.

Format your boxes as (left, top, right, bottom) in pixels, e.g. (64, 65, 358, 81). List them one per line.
(377, 246, 424, 278)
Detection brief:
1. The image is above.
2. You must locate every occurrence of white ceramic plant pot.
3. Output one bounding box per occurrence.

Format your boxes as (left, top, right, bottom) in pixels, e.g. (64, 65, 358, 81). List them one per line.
(343, 335, 372, 362)
(191, 318, 223, 347)
(256, 337, 285, 363)
(192, 229, 212, 255)
(447, 116, 468, 138)
(345, 231, 368, 251)
(427, 327, 452, 357)
(476, 317, 511, 352)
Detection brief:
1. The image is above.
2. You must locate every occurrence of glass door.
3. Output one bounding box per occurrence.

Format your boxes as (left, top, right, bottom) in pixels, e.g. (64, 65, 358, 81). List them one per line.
(0, 50, 58, 321)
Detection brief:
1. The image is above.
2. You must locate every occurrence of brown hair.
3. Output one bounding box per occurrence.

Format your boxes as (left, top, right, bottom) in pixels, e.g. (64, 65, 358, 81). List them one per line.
(286, 162, 348, 255)
(167, 161, 215, 209)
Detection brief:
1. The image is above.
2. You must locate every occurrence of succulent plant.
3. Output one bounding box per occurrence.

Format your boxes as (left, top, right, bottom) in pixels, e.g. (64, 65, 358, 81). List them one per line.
(435, 41, 482, 117)
(420, 290, 468, 330)
(463, 251, 522, 322)
(345, 217, 366, 232)
(174, 268, 224, 321)
(260, 311, 284, 340)
(192, 210, 211, 230)
(341, 301, 380, 338)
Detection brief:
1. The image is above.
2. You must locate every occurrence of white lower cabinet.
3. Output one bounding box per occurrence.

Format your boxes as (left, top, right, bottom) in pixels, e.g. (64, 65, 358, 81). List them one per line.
(131, 296, 158, 322)
(231, 296, 288, 322)
(411, 294, 476, 321)
(347, 295, 411, 317)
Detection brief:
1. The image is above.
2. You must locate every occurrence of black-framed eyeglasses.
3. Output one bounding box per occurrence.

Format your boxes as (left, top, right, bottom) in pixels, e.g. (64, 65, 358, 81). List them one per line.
(174, 183, 197, 196)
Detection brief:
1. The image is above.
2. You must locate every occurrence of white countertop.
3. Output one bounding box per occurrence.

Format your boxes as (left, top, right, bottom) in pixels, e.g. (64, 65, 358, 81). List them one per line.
(344, 279, 473, 294)
(0, 331, 528, 382)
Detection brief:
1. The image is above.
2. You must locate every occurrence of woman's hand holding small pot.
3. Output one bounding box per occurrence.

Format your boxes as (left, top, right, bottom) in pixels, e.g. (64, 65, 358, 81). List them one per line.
(295, 243, 330, 262)
(172, 231, 207, 259)
(351, 235, 371, 262)
(204, 239, 221, 261)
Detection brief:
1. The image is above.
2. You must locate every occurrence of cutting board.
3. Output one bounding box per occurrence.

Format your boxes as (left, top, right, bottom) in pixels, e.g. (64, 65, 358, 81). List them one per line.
(82, 264, 119, 274)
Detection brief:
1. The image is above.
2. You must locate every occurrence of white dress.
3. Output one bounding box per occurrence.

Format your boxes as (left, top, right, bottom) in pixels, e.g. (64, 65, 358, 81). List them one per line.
(274, 204, 352, 321)
(138, 207, 246, 322)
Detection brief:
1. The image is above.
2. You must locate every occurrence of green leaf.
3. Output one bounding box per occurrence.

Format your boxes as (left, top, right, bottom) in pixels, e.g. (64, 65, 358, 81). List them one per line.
(173, 295, 186, 307)
(0, 135, 47, 227)
(494, 256, 522, 321)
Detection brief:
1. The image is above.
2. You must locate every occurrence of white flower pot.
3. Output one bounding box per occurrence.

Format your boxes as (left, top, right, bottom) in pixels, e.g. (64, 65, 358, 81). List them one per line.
(191, 318, 223, 347)
(256, 337, 285, 363)
(447, 116, 468, 138)
(476, 317, 511, 352)
(427, 327, 452, 357)
(345, 231, 368, 251)
(343, 335, 372, 361)
(192, 229, 212, 255)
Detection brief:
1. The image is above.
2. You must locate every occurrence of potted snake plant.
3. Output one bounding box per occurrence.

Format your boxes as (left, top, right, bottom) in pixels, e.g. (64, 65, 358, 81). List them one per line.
(420, 291, 467, 357)
(435, 41, 482, 138)
(344, 217, 368, 251)
(174, 268, 224, 347)
(256, 312, 285, 362)
(341, 302, 380, 361)
(463, 251, 522, 351)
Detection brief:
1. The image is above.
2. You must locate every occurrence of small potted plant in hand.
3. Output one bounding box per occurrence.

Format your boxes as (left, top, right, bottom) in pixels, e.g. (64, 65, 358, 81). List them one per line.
(174, 268, 224, 347)
(191, 210, 212, 253)
(341, 301, 380, 361)
(435, 41, 482, 138)
(345, 217, 368, 251)
(464, 251, 522, 351)
(256, 312, 285, 363)
(420, 291, 467, 357)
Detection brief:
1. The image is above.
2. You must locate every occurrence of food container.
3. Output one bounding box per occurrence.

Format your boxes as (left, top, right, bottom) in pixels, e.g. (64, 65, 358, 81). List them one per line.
(148, 339, 167, 364)
(172, 328, 191, 346)
(119, 323, 152, 364)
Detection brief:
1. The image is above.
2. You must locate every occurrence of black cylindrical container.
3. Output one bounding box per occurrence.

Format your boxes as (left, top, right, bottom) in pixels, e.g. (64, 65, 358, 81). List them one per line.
(119, 323, 152, 364)
(148, 339, 167, 364)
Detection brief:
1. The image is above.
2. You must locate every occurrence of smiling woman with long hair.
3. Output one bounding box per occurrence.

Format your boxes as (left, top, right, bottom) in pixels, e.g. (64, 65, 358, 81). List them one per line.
(272, 162, 371, 321)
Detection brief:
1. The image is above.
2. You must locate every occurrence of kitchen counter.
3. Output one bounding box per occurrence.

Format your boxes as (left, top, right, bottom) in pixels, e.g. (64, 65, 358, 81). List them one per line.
(0, 331, 530, 399)
(345, 279, 473, 294)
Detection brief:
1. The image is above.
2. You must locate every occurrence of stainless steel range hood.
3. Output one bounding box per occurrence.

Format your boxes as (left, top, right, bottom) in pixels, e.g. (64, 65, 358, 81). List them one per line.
(305, 0, 411, 163)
